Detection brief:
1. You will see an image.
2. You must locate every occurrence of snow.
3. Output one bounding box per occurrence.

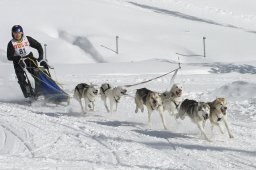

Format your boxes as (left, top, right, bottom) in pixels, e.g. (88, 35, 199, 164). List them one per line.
(0, 0, 256, 169)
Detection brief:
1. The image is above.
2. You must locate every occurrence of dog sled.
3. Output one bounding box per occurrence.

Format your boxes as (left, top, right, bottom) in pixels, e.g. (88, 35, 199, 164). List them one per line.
(23, 58, 70, 105)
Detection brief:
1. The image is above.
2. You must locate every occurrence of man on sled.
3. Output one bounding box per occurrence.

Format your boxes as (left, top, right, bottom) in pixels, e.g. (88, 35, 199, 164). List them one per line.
(7, 25, 49, 99)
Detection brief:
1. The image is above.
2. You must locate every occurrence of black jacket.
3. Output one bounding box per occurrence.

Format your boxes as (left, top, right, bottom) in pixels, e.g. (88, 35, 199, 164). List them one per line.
(7, 36, 43, 63)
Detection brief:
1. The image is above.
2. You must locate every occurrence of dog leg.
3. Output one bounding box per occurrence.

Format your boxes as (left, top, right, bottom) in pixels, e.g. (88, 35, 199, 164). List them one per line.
(114, 101, 118, 112)
(91, 101, 95, 111)
(135, 98, 139, 113)
(197, 121, 211, 142)
(84, 99, 89, 113)
(211, 123, 216, 136)
(135, 98, 144, 113)
(158, 107, 167, 130)
(78, 99, 85, 113)
(141, 106, 144, 113)
(109, 98, 114, 113)
(202, 120, 206, 128)
(147, 110, 153, 129)
(135, 104, 139, 113)
(217, 122, 225, 134)
(175, 112, 180, 119)
(103, 97, 110, 112)
(211, 121, 223, 134)
(222, 117, 234, 138)
(169, 102, 178, 116)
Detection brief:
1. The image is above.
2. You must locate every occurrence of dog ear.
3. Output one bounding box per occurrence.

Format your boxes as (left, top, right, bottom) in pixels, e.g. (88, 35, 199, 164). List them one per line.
(198, 103, 203, 111)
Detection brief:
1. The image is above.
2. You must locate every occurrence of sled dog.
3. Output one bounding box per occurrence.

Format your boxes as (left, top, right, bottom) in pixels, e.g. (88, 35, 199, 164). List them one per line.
(74, 83, 99, 113)
(161, 83, 183, 115)
(176, 99, 211, 141)
(100, 83, 127, 113)
(135, 88, 167, 129)
(207, 98, 234, 138)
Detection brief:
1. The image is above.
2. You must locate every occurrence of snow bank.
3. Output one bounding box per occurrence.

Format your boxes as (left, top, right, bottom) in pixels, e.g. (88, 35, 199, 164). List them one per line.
(209, 81, 256, 101)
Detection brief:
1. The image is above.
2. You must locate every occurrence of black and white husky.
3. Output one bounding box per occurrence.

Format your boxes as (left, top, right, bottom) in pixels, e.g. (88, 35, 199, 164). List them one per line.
(73, 83, 99, 113)
(176, 99, 211, 141)
(100, 83, 127, 113)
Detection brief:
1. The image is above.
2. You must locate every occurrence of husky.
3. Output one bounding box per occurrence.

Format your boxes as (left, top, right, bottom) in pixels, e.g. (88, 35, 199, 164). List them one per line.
(207, 98, 234, 138)
(135, 88, 167, 129)
(176, 99, 211, 141)
(73, 83, 99, 113)
(100, 83, 127, 113)
(161, 83, 183, 116)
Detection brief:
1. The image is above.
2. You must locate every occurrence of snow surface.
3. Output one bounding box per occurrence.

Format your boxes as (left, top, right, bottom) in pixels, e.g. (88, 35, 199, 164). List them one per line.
(0, 0, 256, 169)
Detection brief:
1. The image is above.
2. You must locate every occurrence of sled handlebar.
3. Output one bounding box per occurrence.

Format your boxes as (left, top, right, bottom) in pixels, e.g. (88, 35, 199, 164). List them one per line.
(21, 58, 54, 70)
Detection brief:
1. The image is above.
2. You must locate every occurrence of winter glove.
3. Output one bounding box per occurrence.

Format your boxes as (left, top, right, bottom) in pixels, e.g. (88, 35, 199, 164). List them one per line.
(40, 60, 49, 69)
(18, 59, 26, 69)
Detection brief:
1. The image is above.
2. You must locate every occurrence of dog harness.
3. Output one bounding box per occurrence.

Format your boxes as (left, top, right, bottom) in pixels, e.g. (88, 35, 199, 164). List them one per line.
(114, 96, 120, 103)
(75, 83, 89, 97)
(101, 84, 111, 94)
(173, 101, 180, 109)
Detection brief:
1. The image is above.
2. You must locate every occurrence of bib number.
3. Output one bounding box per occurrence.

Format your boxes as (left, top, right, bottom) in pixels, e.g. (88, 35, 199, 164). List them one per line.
(19, 48, 27, 55)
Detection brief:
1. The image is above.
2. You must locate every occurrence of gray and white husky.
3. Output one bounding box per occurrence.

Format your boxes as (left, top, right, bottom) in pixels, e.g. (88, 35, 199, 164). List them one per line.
(100, 83, 127, 113)
(176, 99, 211, 141)
(74, 83, 99, 113)
(161, 83, 183, 116)
(135, 88, 167, 129)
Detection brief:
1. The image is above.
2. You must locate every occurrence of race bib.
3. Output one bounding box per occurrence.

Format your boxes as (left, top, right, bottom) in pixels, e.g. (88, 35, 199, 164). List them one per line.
(12, 36, 32, 57)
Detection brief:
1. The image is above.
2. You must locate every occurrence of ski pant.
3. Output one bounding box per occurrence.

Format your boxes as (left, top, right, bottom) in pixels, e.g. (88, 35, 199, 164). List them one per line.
(13, 55, 40, 98)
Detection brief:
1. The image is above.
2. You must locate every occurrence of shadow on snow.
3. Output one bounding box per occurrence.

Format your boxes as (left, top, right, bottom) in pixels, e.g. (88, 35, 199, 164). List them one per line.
(128, 2, 256, 35)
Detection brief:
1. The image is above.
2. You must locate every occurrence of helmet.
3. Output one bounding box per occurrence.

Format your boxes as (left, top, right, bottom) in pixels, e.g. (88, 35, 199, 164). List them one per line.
(12, 25, 23, 39)
(12, 25, 23, 33)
